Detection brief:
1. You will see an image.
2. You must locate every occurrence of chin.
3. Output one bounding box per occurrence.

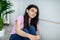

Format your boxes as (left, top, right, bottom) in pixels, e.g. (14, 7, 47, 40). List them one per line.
(31, 16, 35, 18)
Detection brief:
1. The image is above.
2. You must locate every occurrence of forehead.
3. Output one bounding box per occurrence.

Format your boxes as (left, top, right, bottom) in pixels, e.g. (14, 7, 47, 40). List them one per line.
(29, 7, 37, 11)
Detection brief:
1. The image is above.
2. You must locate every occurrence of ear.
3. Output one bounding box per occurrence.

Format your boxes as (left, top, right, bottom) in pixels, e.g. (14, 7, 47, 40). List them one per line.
(26, 9, 28, 13)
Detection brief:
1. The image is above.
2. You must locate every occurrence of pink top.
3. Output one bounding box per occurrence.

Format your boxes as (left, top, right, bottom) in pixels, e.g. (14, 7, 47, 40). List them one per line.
(11, 16, 24, 34)
(11, 16, 39, 34)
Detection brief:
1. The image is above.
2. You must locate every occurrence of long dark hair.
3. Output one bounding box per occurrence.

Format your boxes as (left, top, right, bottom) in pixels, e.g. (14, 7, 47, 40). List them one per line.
(24, 4, 39, 31)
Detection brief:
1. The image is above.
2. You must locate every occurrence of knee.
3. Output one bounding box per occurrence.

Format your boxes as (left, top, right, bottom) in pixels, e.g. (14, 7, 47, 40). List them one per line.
(23, 28, 29, 33)
(27, 25, 36, 35)
(29, 25, 35, 31)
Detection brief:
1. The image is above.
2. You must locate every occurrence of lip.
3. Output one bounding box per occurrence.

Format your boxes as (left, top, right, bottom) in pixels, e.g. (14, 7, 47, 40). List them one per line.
(31, 16, 34, 17)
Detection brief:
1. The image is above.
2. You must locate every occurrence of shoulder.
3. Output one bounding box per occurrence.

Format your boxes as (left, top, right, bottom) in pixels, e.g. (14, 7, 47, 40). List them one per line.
(16, 16, 24, 22)
(18, 16, 24, 19)
(17, 16, 24, 20)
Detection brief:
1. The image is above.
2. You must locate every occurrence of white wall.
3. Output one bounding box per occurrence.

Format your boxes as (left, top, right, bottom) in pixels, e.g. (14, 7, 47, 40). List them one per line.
(9, 0, 21, 24)
(40, 0, 60, 22)
(39, 0, 60, 40)
(9, 0, 60, 40)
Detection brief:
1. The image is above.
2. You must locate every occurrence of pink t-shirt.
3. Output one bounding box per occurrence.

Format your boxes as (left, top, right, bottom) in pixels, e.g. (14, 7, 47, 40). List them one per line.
(11, 16, 24, 34)
(11, 16, 39, 34)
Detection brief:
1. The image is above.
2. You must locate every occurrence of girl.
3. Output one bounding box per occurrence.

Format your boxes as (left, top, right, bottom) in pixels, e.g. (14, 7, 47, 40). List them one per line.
(9, 4, 40, 40)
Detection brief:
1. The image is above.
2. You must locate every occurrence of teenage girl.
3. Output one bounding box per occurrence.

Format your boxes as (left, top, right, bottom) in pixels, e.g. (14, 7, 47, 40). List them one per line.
(9, 4, 40, 40)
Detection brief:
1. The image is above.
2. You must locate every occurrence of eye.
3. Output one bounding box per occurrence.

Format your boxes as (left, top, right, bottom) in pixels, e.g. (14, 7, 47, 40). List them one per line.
(31, 9, 34, 12)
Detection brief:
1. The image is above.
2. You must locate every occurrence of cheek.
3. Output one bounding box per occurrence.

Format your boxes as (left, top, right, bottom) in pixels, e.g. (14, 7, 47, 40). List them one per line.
(30, 11, 37, 17)
(30, 13, 37, 18)
(34, 14, 36, 16)
(28, 11, 37, 18)
(31, 13, 36, 16)
(28, 11, 32, 16)
(32, 14, 36, 18)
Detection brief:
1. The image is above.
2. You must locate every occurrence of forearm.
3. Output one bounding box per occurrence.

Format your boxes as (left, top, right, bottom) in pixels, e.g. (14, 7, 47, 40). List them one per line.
(36, 30, 40, 35)
(36, 30, 40, 40)
(16, 29, 33, 38)
(16, 19, 32, 38)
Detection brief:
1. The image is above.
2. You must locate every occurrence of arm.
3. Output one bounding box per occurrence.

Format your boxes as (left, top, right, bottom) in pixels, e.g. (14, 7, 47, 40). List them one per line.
(36, 30, 40, 35)
(16, 19, 38, 40)
(36, 27, 40, 40)
(16, 19, 31, 37)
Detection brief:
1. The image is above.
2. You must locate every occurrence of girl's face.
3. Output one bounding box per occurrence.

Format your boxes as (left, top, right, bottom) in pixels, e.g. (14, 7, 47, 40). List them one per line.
(27, 7, 37, 18)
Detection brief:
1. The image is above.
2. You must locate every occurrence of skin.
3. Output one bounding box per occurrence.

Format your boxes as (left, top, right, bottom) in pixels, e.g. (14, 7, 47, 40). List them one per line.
(16, 7, 40, 40)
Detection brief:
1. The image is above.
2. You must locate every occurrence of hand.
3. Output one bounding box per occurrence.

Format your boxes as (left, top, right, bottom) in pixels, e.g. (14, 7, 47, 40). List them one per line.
(28, 34, 38, 40)
(36, 35, 40, 40)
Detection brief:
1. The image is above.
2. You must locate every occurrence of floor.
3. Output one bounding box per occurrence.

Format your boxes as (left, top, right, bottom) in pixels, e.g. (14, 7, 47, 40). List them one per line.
(0, 25, 12, 40)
